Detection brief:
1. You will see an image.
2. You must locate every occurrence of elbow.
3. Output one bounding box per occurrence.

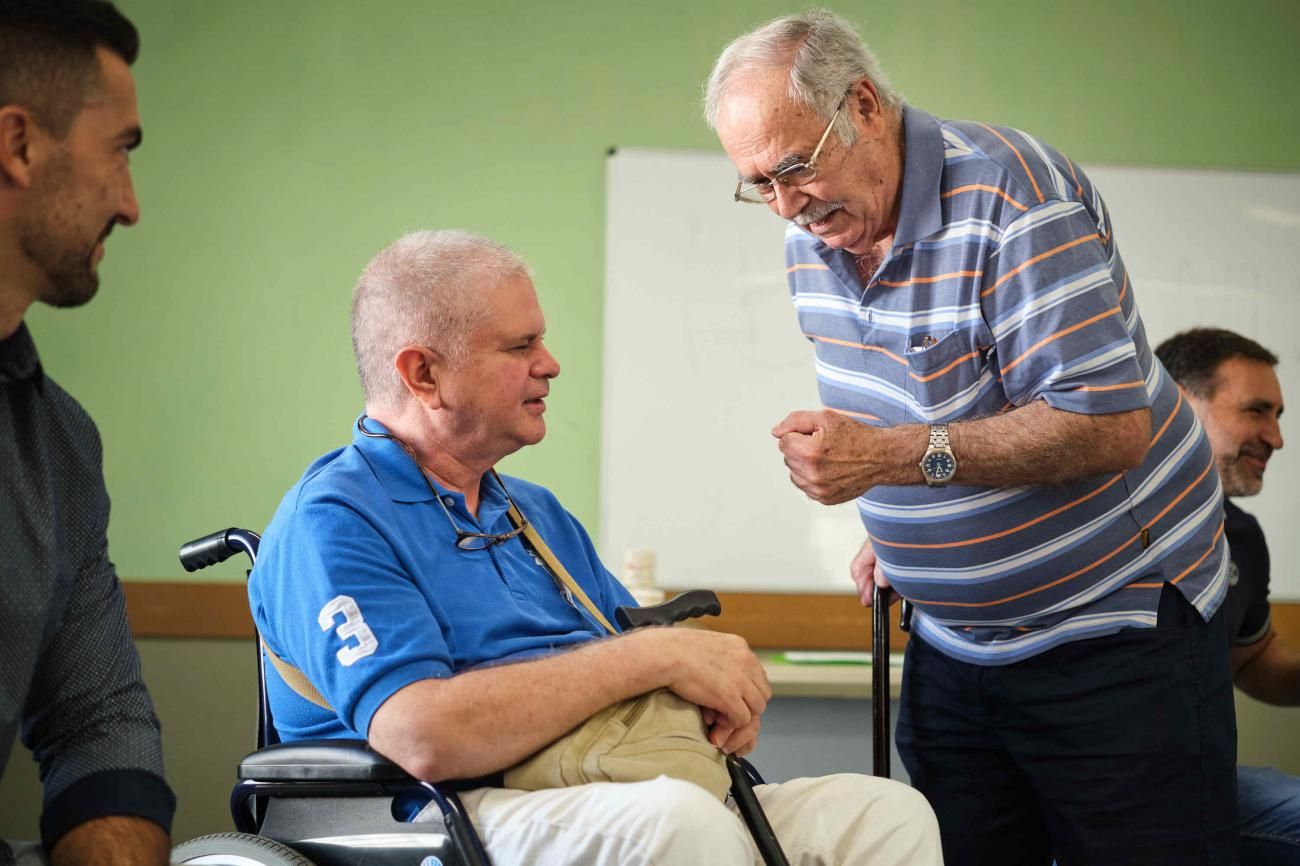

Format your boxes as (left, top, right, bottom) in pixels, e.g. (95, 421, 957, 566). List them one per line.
(1116, 440, 1147, 472)
(367, 678, 473, 782)
(1111, 408, 1152, 471)
(368, 701, 461, 782)
(370, 729, 456, 783)
(392, 749, 449, 784)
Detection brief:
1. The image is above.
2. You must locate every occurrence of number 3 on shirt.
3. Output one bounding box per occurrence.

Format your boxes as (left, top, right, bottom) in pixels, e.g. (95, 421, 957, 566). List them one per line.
(318, 595, 378, 666)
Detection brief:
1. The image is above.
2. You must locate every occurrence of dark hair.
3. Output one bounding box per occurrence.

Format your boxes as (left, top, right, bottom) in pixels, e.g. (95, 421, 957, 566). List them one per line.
(0, 0, 139, 137)
(1154, 328, 1279, 399)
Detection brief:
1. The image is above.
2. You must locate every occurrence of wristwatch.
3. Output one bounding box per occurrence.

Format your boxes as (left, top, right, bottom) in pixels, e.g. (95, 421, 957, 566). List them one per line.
(919, 423, 957, 487)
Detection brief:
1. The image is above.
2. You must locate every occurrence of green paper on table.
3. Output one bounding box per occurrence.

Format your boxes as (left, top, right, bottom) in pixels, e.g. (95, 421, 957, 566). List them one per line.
(774, 651, 873, 666)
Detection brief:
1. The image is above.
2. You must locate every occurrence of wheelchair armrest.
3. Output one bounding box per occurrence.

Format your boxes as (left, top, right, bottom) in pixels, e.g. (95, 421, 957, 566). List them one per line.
(615, 589, 721, 630)
(238, 739, 409, 782)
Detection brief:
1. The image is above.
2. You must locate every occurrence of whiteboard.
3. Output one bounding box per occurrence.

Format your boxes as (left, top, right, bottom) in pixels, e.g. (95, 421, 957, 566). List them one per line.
(600, 147, 1300, 598)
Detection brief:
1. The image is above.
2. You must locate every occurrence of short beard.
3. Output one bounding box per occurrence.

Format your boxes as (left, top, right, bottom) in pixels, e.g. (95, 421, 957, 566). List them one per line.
(1219, 452, 1267, 498)
(31, 245, 100, 308)
(17, 153, 102, 309)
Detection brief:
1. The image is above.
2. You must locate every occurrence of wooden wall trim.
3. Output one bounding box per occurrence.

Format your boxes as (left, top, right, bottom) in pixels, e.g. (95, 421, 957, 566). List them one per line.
(122, 581, 1300, 652)
(1270, 603, 1300, 648)
(702, 592, 910, 650)
(124, 581, 254, 639)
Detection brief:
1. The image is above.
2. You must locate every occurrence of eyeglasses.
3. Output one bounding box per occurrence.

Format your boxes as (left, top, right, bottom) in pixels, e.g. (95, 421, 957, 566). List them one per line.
(356, 415, 530, 551)
(734, 99, 846, 204)
(427, 467, 529, 550)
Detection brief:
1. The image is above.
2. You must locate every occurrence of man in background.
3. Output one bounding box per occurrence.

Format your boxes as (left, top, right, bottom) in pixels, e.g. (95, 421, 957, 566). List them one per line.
(706, 9, 1233, 864)
(1158, 327, 1300, 863)
(0, 1, 173, 864)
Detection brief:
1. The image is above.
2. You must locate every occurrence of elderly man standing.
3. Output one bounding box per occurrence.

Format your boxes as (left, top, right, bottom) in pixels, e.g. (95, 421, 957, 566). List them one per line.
(0, 2, 173, 865)
(707, 10, 1233, 865)
(1157, 328, 1299, 863)
(250, 229, 941, 866)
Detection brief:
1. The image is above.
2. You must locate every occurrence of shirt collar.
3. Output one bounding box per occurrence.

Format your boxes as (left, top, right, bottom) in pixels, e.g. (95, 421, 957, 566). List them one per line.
(0, 322, 42, 384)
(352, 415, 440, 503)
(892, 104, 946, 247)
(350, 415, 511, 527)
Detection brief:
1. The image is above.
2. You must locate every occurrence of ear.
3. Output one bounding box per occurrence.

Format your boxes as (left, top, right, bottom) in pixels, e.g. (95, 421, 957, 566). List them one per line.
(0, 106, 41, 189)
(393, 345, 445, 410)
(848, 78, 885, 132)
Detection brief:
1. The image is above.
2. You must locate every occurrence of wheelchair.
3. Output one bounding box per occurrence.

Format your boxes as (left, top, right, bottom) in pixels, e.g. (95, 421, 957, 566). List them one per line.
(168, 527, 804, 866)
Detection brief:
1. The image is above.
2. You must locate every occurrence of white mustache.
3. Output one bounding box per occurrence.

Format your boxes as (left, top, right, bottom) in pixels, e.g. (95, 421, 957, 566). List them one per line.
(794, 201, 842, 227)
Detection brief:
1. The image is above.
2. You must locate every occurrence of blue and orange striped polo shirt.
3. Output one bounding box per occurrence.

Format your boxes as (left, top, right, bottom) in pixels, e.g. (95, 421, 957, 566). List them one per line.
(786, 107, 1227, 665)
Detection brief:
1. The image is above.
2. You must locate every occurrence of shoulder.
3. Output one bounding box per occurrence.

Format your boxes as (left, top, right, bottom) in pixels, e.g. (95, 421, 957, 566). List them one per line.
(1224, 499, 1266, 540)
(37, 373, 104, 452)
(251, 448, 400, 631)
(257, 446, 389, 573)
(498, 473, 568, 518)
(283, 445, 386, 516)
(497, 473, 601, 553)
(937, 117, 1085, 212)
(1, 324, 100, 449)
(15, 374, 109, 516)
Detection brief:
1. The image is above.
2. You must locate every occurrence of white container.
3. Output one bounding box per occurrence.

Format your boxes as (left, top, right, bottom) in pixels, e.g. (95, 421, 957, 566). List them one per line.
(622, 549, 665, 607)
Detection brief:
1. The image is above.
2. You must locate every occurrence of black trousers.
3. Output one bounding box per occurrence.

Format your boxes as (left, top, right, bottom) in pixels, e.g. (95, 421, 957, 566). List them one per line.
(897, 585, 1238, 866)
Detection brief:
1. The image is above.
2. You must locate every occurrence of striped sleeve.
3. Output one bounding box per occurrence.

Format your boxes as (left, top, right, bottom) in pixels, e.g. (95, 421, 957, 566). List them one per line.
(979, 200, 1150, 415)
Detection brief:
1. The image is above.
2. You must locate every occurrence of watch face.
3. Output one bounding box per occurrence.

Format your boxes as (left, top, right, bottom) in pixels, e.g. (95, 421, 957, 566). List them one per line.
(923, 451, 956, 481)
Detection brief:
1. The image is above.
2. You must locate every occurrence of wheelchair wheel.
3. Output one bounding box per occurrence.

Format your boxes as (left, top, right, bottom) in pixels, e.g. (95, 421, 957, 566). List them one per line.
(171, 832, 316, 865)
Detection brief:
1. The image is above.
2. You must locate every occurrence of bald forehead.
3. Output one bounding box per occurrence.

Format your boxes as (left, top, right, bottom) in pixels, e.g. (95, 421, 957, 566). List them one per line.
(716, 67, 798, 126)
(715, 69, 826, 183)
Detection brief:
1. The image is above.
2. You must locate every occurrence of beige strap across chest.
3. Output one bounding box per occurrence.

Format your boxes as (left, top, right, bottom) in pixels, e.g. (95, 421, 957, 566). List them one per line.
(506, 503, 616, 636)
(265, 500, 615, 712)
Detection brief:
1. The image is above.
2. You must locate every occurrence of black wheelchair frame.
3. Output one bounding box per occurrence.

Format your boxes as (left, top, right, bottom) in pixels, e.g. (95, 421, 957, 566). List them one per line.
(170, 527, 853, 866)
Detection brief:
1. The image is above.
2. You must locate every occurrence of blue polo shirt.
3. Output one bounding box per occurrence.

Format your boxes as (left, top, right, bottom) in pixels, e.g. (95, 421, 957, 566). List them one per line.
(249, 417, 635, 741)
(786, 107, 1227, 665)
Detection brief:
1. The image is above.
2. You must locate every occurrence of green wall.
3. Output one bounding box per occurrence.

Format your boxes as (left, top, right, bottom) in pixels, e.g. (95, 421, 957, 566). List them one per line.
(24, 0, 1300, 582)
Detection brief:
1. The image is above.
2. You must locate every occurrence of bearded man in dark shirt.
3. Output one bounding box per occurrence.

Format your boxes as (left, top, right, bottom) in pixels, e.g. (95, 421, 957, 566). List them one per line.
(0, 2, 174, 864)
(1157, 328, 1299, 864)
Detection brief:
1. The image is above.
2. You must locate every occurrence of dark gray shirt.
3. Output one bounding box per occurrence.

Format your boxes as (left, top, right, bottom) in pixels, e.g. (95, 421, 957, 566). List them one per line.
(1223, 499, 1271, 647)
(0, 322, 174, 853)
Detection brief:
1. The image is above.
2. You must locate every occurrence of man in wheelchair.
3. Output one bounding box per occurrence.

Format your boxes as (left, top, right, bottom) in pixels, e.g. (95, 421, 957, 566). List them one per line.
(249, 229, 941, 865)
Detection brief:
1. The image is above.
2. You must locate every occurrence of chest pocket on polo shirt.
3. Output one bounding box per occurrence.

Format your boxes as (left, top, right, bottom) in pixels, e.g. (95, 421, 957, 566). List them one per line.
(811, 323, 912, 426)
(903, 326, 996, 418)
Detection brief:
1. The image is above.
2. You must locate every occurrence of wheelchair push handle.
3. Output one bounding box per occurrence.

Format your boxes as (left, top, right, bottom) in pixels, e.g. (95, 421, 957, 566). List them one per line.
(179, 528, 261, 572)
(615, 589, 722, 631)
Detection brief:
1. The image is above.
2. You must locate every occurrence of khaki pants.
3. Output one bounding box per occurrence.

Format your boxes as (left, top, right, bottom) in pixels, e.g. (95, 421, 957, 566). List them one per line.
(419, 773, 942, 866)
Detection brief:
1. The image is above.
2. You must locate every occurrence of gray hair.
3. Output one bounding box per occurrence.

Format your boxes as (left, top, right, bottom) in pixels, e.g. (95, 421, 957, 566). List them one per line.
(351, 229, 532, 409)
(704, 8, 901, 145)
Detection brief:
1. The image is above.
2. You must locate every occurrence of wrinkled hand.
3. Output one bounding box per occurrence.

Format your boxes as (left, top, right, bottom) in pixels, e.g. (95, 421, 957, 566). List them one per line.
(656, 629, 770, 744)
(850, 535, 895, 608)
(701, 707, 761, 756)
(772, 410, 884, 504)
